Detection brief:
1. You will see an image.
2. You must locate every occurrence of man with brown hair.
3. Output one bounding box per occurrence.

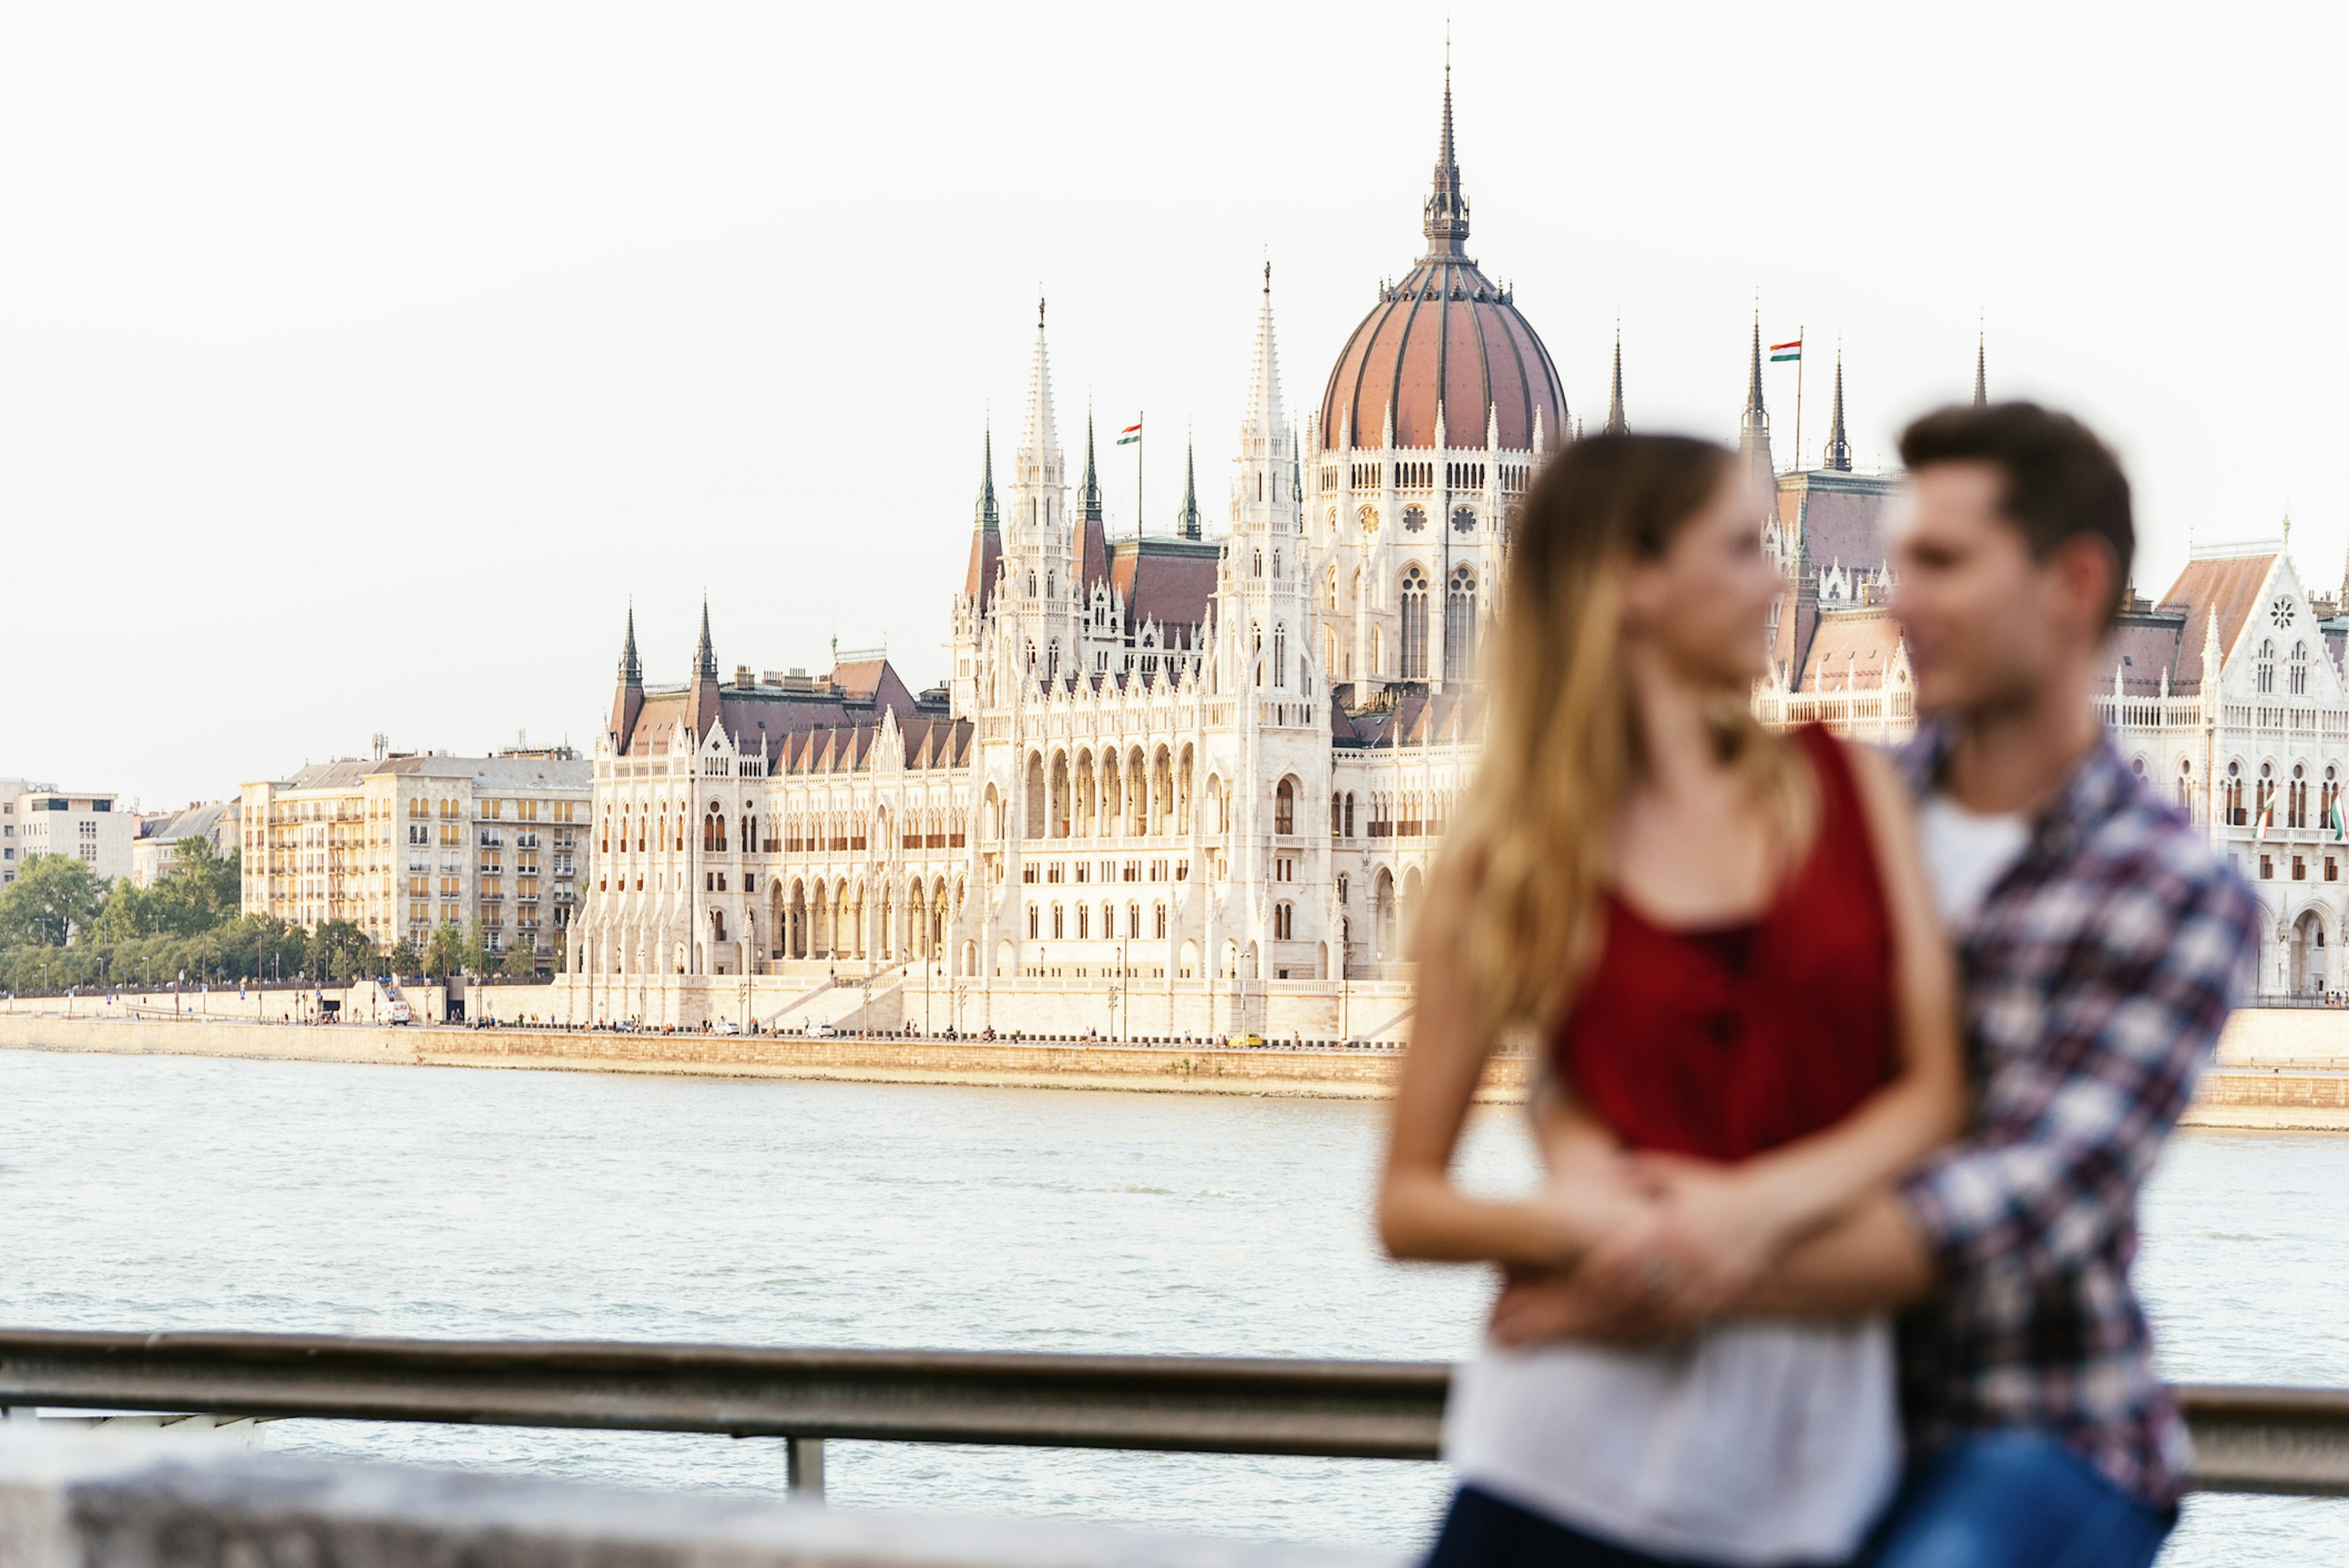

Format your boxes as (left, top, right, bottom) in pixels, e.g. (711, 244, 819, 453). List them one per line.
(1496, 403, 2260, 1567)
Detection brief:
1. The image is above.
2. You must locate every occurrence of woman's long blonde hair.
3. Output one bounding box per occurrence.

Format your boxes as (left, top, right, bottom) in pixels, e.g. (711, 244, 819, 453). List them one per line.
(1432, 433, 1812, 1040)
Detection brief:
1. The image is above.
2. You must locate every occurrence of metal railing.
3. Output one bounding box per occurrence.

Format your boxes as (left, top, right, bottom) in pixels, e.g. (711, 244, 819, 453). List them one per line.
(2, 1329, 2347, 1502)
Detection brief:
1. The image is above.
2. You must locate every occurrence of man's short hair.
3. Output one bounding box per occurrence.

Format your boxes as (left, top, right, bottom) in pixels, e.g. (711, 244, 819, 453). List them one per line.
(1899, 402, 2134, 626)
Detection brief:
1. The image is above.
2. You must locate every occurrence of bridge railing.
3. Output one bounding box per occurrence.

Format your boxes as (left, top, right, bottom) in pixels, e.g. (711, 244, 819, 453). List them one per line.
(1, 1328, 2343, 1500)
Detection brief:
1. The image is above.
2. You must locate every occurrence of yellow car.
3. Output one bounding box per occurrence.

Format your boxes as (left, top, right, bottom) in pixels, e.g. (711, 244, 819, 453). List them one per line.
(1231, 1032, 1266, 1049)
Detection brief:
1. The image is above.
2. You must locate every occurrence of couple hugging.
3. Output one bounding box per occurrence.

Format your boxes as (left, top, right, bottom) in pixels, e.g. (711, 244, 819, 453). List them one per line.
(1381, 404, 2262, 1568)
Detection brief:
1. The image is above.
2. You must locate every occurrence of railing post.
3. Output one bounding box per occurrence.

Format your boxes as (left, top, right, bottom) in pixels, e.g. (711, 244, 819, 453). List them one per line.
(785, 1435, 824, 1498)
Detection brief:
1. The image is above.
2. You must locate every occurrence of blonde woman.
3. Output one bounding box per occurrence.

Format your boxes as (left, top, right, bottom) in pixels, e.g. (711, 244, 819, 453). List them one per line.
(1379, 434, 1964, 1567)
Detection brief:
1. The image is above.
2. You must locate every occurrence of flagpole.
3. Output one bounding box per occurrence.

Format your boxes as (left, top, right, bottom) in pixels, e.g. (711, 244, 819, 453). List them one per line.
(1138, 412, 1144, 538)
(1794, 325, 1806, 473)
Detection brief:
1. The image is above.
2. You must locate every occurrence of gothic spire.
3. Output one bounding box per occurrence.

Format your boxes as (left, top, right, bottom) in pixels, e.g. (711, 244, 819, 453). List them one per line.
(618, 601, 641, 686)
(1422, 57, 1471, 260)
(974, 422, 999, 531)
(1243, 261, 1286, 442)
(1178, 436, 1202, 541)
(1973, 328, 1987, 407)
(1602, 327, 1627, 435)
(694, 595, 718, 681)
(1020, 295, 1059, 468)
(1824, 350, 1852, 472)
(1742, 311, 1768, 442)
(1081, 409, 1103, 525)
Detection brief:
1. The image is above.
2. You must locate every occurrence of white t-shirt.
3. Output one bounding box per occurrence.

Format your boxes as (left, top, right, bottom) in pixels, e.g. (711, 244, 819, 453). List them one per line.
(1917, 793, 2032, 929)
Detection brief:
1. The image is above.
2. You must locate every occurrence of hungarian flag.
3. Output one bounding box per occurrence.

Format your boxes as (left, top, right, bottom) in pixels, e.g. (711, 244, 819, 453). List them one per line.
(2331, 799, 2345, 841)
(1116, 420, 1142, 446)
(1770, 338, 1803, 363)
(2257, 796, 2276, 841)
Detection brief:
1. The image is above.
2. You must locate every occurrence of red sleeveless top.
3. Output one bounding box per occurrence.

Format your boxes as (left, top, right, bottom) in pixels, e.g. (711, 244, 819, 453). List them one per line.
(1553, 725, 1894, 1161)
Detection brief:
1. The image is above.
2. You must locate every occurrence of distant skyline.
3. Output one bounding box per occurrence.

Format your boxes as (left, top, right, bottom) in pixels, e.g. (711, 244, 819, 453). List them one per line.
(5, 2, 2342, 807)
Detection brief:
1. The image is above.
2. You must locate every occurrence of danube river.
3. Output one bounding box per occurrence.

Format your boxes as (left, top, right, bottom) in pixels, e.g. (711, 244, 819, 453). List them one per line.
(1, 1048, 2342, 1564)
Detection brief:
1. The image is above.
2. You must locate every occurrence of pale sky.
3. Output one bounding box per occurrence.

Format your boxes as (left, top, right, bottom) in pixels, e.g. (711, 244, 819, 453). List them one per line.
(4, 3, 2342, 809)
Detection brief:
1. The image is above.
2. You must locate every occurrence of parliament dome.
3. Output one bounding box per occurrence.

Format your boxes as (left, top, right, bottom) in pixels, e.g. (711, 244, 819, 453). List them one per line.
(1318, 81, 1567, 454)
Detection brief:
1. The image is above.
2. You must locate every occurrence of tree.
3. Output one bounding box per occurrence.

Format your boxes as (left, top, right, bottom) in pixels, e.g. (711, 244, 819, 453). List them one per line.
(388, 937, 422, 977)
(424, 922, 468, 979)
(0, 855, 108, 947)
(501, 936, 540, 978)
(311, 920, 377, 983)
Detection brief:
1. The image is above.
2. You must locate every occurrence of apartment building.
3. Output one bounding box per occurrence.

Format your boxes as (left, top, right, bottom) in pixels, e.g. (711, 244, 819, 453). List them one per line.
(0, 779, 134, 886)
(132, 799, 240, 886)
(240, 750, 592, 963)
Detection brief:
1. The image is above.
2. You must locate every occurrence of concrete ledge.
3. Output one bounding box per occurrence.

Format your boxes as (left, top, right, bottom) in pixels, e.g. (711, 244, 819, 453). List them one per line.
(0, 1430, 1392, 1568)
(0, 1015, 1527, 1103)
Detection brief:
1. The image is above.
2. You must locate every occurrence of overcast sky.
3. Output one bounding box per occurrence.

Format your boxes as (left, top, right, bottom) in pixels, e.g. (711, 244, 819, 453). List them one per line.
(5, 3, 2342, 809)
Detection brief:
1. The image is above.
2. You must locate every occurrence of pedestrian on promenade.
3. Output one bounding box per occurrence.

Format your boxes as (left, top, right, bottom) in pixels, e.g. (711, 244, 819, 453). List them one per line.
(1490, 404, 2262, 1568)
(1380, 432, 1966, 1567)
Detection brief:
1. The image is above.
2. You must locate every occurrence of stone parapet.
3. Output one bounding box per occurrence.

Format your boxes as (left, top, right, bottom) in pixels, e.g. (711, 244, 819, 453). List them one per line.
(0, 1430, 1391, 1568)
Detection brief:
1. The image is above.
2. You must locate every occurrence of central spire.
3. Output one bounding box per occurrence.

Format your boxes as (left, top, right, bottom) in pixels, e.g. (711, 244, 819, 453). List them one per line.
(618, 601, 641, 685)
(1973, 328, 1987, 407)
(1422, 59, 1471, 260)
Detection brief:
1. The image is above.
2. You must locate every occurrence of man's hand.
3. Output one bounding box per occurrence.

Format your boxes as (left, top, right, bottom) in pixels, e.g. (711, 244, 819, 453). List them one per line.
(1488, 1260, 1693, 1348)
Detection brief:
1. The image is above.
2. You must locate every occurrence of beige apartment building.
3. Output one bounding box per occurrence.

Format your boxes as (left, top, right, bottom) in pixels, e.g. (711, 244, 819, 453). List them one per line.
(240, 750, 592, 963)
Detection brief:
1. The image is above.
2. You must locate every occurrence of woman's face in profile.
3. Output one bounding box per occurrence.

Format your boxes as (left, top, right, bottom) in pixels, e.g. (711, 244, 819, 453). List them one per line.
(1620, 468, 1784, 688)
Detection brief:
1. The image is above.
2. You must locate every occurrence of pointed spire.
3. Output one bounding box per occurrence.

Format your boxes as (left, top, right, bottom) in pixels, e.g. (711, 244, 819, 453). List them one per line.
(973, 421, 999, 530)
(1177, 436, 1202, 541)
(1422, 55, 1471, 260)
(1601, 325, 1627, 435)
(1081, 409, 1103, 524)
(1243, 261, 1285, 440)
(1021, 295, 1058, 467)
(1823, 350, 1852, 472)
(694, 596, 718, 681)
(618, 601, 641, 686)
(1742, 310, 1768, 440)
(1973, 327, 1987, 407)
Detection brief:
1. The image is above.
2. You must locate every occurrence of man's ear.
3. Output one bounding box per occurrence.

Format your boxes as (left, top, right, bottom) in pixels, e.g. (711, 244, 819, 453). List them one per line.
(2048, 535, 2121, 642)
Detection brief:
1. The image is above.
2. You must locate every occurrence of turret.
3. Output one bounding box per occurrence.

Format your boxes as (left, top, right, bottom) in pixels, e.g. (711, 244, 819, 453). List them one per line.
(1823, 350, 1853, 472)
(1602, 327, 1627, 435)
(609, 602, 644, 752)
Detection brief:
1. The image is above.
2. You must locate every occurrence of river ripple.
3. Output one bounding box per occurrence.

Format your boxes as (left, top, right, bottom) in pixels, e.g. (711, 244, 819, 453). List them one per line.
(0, 1048, 2336, 1563)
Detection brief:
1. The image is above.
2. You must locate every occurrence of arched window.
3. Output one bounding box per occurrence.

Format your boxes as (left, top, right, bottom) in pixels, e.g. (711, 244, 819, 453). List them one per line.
(1400, 568, 1429, 679)
(2258, 639, 2276, 693)
(1027, 903, 1038, 939)
(1345, 791, 1356, 837)
(1445, 567, 1479, 681)
(1272, 623, 1288, 689)
(1046, 570, 1056, 599)
(1076, 903, 1089, 939)
(2292, 642, 2310, 695)
(1027, 571, 1038, 598)
(1052, 903, 1065, 939)
(1252, 550, 1264, 579)
(1275, 778, 1296, 836)
(1274, 901, 1294, 941)
(2293, 762, 2310, 827)
(1154, 901, 1167, 939)
(2225, 759, 2245, 825)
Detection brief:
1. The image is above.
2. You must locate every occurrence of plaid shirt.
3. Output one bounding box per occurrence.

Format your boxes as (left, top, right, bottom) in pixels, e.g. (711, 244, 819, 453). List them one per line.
(1893, 723, 2261, 1507)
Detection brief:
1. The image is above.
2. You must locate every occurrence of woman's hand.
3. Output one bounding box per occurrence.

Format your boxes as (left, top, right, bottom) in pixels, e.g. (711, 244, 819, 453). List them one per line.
(1571, 1153, 1805, 1327)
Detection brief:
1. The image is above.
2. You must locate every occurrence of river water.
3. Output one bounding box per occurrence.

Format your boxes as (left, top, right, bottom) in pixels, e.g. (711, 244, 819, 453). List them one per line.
(0, 1047, 2341, 1563)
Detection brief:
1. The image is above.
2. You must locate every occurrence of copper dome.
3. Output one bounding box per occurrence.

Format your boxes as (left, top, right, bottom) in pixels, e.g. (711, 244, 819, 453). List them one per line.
(1318, 81, 1567, 454)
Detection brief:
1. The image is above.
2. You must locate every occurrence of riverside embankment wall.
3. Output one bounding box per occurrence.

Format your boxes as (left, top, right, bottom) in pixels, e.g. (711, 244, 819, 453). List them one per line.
(9, 1007, 2349, 1123)
(0, 1013, 1524, 1101)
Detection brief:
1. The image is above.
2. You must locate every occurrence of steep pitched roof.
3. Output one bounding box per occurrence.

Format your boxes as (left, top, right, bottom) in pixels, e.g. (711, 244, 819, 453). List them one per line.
(1798, 610, 1904, 692)
(2156, 554, 2277, 692)
(1108, 536, 1220, 635)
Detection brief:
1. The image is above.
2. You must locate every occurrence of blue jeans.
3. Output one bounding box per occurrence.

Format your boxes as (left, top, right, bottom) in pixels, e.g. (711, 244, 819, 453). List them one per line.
(1865, 1430, 2174, 1568)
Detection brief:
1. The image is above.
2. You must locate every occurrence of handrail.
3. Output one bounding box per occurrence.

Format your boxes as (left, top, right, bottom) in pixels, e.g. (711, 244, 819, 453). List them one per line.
(0, 1330, 2342, 1495)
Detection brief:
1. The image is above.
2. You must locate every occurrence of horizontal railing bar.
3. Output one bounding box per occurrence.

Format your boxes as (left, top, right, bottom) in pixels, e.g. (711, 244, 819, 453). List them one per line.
(3, 1331, 2347, 1493)
(0, 1330, 1449, 1460)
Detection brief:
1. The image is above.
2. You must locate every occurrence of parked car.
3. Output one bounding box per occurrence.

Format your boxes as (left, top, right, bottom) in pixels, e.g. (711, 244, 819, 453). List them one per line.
(713, 1019, 741, 1036)
(1231, 1032, 1266, 1049)
(386, 1000, 412, 1026)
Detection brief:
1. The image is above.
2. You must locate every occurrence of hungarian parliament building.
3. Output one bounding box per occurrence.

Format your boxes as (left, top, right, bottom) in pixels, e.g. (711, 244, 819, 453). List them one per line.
(549, 84, 2336, 1035)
